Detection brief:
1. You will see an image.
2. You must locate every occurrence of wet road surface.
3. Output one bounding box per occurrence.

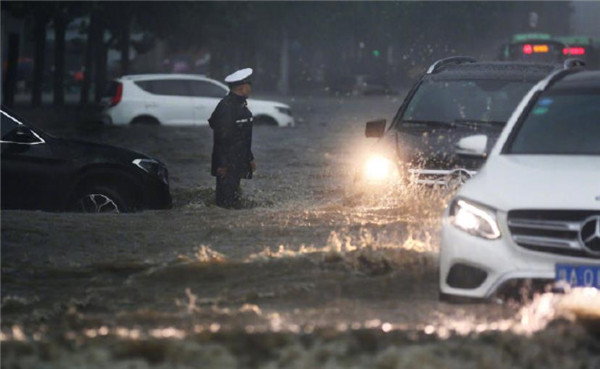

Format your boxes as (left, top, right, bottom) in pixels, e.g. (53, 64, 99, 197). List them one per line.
(2, 95, 599, 368)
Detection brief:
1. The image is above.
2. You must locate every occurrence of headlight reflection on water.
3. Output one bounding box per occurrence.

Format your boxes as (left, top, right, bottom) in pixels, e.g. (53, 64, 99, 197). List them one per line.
(1, 288, 597, 348)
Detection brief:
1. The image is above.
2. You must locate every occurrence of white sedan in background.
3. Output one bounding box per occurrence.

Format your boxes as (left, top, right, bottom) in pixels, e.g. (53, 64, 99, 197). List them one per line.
(439, 66, 600, 301)
(101, 74, 295, 127)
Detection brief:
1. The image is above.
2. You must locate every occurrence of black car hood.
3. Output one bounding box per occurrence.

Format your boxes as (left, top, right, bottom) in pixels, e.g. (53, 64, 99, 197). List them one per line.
(393, 123, 502, 170)
(51, 137, 150, 164)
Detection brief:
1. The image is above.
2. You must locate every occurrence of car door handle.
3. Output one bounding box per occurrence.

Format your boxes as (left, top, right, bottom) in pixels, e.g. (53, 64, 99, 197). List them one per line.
(146, 102, 158, 108)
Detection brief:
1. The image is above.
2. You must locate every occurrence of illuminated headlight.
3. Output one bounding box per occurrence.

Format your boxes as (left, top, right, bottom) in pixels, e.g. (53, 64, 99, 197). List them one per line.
(133, 158, 169, 185)
(364, 156, 395, 181)
(449, 198, 501, 239)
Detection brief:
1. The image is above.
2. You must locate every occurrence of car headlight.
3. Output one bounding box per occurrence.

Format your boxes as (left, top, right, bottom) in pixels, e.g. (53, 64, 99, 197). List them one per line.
(133, 158, 169, 185)
(364, 155, 395, 181)
(276, 107, 293, 116)
(449, 198, 501, 239)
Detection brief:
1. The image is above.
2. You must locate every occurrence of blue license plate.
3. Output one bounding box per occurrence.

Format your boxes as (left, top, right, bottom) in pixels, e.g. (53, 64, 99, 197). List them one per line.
(555, 264, 600, 288)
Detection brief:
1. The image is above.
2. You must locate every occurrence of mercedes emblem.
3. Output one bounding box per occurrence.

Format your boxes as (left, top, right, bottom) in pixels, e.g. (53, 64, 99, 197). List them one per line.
(579, 216, 600, 256)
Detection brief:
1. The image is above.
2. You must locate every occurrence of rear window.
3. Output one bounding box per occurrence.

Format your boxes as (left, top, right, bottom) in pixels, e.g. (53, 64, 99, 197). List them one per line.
(507, 41, 564, 63)
(189, 80, 226, 98)
(135, 80, 154, 94)
(135, 79, 191, 96)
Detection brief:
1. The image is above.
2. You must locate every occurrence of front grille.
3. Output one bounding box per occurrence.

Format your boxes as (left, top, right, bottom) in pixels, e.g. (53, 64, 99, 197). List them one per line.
(408, 168, 476, 186)
(507, 210, 600, 259)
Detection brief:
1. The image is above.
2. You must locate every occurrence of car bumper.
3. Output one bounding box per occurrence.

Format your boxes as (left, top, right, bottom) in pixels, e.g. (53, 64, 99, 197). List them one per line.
(355, 166, 477, 188)
(270, 111, 295, 127)
(408, 168, 477, 186)
(282, 117, 295, 127)
(101, 103, 136, 125)
(439, 210, 600, 299)
(99, 113, 113, 125)
(276, 116, 295, 127)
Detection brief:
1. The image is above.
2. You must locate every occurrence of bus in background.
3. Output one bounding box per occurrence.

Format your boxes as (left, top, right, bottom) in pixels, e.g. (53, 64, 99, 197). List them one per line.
(498, 33, 566, 63)
(556, 36, 598, 68)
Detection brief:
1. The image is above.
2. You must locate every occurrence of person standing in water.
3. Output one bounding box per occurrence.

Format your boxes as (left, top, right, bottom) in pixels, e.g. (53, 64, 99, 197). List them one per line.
(208, 68, 256, 208)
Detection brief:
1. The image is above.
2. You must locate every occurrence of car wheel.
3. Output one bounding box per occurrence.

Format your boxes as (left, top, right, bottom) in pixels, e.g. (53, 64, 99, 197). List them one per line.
(131, 116, 160, 125)
(70, 185, 131, 213)
(253, 115, 278, 126)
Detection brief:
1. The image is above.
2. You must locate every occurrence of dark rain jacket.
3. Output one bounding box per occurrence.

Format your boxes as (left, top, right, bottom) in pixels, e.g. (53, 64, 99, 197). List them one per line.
(208, 92, 254, 179)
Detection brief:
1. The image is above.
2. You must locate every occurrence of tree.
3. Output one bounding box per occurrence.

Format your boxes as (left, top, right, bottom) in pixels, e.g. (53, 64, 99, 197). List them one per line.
(32, 8, 50, 107)
(53, 3, 68, 106)
(2, 33, 20, 107)
(80, 9, 95, 104)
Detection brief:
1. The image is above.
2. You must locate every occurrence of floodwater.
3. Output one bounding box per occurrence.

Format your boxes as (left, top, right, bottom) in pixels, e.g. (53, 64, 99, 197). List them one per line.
(2, 95, 599, 368)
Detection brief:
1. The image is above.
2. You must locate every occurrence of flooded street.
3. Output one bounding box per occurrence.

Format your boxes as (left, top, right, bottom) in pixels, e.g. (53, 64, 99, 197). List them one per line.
(2, 95, 599, 368)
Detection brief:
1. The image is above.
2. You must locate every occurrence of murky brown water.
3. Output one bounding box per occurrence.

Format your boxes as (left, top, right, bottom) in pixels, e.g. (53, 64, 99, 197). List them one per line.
(2, 96, 599, 368)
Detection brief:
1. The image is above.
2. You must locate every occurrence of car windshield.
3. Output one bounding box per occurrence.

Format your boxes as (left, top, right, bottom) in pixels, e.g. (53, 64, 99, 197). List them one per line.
(397, 79, 534, 127)
(506, 88, 600, 155)
(1, 112, 19, 138)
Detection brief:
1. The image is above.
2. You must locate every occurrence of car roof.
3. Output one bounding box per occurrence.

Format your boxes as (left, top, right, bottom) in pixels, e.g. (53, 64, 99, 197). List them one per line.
(509, 39, 564, 46)
(555, 35, 593, 46)
(552, 70, 600, 89)
(428, 62, 558, 82)
(119, 74, 212, 81)
(511, 33, 552, 42)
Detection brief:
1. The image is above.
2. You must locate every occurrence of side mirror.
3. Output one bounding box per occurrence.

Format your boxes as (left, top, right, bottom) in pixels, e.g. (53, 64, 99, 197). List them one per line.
(365, 119, 386, 138)
(16, 126, 36, 140)
(8, 126, 40, 144)
(456, 134, 488, 158)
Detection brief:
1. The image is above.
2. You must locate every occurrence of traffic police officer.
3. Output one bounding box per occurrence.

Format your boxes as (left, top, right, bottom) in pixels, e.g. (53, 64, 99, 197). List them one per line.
(208, 68, 256, 208)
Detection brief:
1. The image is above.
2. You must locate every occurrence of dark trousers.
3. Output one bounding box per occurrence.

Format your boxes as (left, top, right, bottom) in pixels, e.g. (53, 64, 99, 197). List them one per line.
(216, 173, 241, 208)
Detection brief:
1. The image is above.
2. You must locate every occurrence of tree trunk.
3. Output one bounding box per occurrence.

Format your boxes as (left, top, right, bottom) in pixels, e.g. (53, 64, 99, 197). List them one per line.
(32, 14, 47, 107)
(80, 12, 95, 105)
(2, 33, 20, 108)
(120, 18, 130, 75)
(208, 42, 223, 78)
(53, 12, 66, 106)
(277, 27, 290, 96)
(94, 17, 107, 103)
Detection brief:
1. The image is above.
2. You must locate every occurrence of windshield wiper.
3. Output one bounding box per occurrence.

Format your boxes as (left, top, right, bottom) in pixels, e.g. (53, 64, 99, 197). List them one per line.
(398, 120, 453, 128)
(453, 119, 506, 127)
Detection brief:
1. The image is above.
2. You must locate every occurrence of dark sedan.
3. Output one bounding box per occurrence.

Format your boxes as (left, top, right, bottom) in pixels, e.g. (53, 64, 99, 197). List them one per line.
(1, 109, 171, 213)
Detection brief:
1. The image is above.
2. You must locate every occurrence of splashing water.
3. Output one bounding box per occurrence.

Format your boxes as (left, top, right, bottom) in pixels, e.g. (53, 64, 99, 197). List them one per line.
(3, 97, 599, 368)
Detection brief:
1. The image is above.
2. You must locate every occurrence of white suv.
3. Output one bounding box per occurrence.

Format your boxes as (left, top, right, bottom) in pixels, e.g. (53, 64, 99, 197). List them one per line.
(439, 66, 600, 301)
(100, 74, 294, 127)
